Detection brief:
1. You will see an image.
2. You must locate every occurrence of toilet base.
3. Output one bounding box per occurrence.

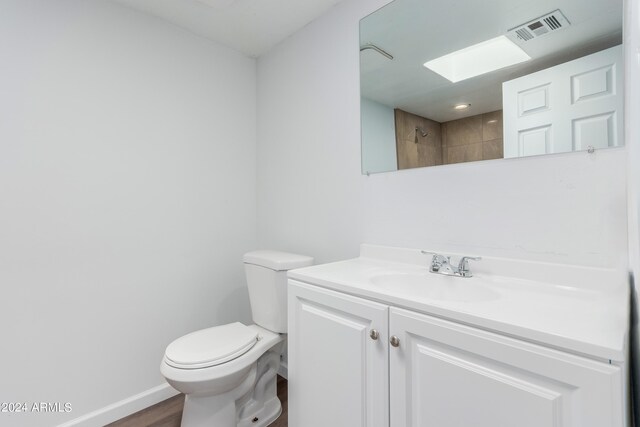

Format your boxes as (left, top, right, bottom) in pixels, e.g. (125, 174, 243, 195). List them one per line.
(179, 348, 283, 427)
(237, 347, 282, 426)
(237, 397, 281, 427)
(181, 392, 238, 427)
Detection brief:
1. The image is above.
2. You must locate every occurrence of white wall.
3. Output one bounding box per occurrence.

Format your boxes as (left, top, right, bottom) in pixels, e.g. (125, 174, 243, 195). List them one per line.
(624, 0, 640, 422)
(256, 0, 371, 263)
(0, 1, 256, 426)
(363, 149, 627, 268)
(361, 97, 397, 174)
(257, 0, 628, 268)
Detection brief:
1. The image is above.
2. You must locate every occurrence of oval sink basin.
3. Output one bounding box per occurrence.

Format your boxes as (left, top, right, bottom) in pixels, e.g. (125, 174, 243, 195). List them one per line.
(370, 273, 500, 302)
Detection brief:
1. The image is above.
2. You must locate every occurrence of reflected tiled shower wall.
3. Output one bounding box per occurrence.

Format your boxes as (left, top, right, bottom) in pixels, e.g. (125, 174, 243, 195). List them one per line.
(394, 109, 443, 169)
(442, 111, 503, 164)
(394, 109, 503, 169)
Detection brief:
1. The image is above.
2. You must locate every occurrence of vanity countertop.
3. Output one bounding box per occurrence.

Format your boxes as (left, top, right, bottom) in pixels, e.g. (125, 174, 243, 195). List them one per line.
(288, 245, 629, 363)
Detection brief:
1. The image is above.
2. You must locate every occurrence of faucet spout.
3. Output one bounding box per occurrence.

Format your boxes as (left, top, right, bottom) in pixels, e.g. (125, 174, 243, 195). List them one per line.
(457, 256, 482, 277)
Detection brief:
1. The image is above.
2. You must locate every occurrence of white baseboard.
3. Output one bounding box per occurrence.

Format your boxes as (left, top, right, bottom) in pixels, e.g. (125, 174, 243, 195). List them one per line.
(56, 383, 180, 427)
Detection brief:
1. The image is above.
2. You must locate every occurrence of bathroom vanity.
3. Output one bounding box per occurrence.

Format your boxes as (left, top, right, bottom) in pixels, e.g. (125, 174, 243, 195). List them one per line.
(287, 245, 629, 427)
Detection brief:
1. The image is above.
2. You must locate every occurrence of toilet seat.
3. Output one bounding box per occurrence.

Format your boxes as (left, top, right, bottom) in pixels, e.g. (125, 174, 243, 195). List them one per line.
(164, 322, 258, 369)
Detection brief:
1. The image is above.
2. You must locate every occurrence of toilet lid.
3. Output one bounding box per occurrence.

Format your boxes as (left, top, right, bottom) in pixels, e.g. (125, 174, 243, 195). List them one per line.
(164, 322, 258, 369)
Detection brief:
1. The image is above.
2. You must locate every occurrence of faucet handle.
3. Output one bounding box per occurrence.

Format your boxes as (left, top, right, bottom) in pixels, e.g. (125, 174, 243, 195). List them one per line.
(457, 256, 482, 277)
(421, 251, 449, 272)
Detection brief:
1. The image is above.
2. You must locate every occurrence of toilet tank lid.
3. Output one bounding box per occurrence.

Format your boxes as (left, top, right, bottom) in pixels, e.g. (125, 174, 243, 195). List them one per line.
(243, 250, 314, 271)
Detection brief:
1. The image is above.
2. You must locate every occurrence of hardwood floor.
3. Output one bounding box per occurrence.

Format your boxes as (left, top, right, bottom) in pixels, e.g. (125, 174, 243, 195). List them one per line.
(106, 394, 185, 427)
(107, 376, 288, 427)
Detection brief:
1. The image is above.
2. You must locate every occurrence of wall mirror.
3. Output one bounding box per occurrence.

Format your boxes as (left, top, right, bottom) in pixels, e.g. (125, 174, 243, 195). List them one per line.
(360, 0, 623, 175)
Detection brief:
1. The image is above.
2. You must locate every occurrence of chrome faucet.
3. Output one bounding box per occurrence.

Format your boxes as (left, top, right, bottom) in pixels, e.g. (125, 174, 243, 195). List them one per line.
(421, 251, 482, 278)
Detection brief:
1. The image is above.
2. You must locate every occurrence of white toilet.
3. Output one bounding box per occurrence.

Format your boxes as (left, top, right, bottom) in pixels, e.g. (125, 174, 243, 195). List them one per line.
(161, 250, 313, 427)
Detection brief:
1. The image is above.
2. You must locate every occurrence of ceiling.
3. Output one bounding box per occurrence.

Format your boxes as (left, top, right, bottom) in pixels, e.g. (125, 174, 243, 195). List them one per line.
(112, 0, 346, 57)
(360, 0, 623, 123)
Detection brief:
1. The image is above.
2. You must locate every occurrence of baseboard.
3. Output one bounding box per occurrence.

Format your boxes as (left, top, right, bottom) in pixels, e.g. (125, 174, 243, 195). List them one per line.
(56, 383, 180, 427)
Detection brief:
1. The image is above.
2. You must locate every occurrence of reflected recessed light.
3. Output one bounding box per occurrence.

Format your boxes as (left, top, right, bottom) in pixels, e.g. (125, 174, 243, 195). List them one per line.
(424, 35, 531, 83)
(487, 119, 498, 124)
(454, 103, 470, 111)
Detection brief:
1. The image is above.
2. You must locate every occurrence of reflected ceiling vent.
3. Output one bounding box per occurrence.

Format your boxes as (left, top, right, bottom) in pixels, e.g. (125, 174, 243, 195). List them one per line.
(508, 10, 571, 42)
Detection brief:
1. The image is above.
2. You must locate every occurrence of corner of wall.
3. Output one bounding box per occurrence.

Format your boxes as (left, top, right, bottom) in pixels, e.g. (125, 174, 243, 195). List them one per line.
(624, 0, 640, 423)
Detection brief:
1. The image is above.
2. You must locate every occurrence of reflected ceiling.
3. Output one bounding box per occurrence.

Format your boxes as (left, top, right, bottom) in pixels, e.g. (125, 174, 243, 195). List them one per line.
(360, 0, 622, 122)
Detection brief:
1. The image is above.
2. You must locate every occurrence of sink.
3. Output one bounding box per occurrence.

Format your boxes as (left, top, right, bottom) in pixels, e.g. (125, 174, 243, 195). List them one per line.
(370, 272, 500, 302)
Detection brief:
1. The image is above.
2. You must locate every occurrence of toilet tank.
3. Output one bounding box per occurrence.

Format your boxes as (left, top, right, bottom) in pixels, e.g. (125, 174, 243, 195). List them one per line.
(243, 250, 313, 333)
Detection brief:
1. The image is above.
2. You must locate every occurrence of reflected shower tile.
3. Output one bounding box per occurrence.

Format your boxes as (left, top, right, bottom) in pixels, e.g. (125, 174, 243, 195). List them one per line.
(482, 138, 504, 160)
(442, 115, 483, 146)
(483, 110, 503, 141)
(447, 142, 483, 164)
(397, 138, 420, 169)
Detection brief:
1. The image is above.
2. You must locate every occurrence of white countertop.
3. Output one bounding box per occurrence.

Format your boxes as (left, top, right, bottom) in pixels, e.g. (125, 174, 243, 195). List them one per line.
(288, 245, 629, 362)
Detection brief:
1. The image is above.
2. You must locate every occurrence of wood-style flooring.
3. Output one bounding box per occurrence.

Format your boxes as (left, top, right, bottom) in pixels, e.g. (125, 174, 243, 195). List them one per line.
(107, 376, 288, 427)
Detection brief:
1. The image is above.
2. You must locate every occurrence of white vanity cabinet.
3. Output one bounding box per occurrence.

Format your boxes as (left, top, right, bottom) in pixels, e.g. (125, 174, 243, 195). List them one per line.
(288, 280, 389, 427)
(390, 307, 624, 427)
(288, 280, 625, 427)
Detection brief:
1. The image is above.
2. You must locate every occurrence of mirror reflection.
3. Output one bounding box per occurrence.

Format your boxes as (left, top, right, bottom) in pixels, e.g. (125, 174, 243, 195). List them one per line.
(360, 0, 623, 175)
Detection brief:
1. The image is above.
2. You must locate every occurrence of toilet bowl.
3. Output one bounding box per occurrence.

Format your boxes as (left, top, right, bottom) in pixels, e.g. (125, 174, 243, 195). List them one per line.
(160, 250, 313, 427)
(161, 324, 284, 427)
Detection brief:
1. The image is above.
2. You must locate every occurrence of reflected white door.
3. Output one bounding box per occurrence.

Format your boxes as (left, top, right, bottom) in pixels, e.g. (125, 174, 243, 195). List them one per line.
(503, 45, 623, 158)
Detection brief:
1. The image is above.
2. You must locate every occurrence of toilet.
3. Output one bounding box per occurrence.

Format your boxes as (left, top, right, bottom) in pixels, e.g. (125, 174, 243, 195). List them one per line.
(161, 250, 313, 427)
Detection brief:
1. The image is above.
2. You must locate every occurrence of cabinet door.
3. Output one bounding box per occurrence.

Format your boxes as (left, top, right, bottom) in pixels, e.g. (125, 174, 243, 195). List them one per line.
(288, 280, 389, 427)
(389, 307, 623, 427)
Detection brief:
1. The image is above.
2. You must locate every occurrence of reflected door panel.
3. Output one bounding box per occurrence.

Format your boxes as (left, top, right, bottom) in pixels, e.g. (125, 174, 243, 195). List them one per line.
(503, 45, 623, 158)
